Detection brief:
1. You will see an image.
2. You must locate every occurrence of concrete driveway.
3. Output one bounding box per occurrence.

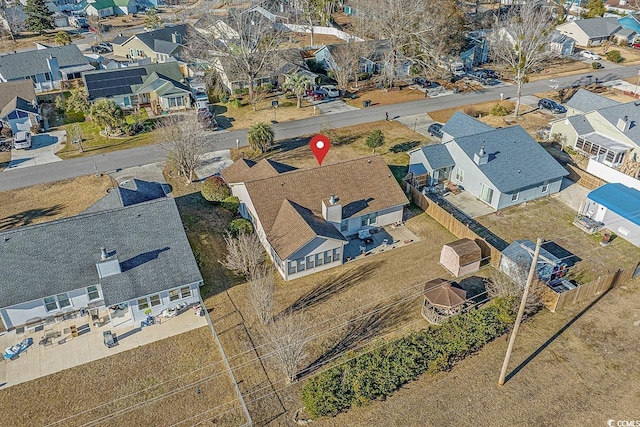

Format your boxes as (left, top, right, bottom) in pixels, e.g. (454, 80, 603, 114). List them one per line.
(395, 113, 438, 138)
(553, 177, 589, 212)
(6, 131, 65, 170)
(314, 98, 359, 115)
(194, 149, 233, 180)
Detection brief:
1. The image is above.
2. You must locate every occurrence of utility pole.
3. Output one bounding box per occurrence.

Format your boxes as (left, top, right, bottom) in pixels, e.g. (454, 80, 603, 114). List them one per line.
(498, 237, 543, 386)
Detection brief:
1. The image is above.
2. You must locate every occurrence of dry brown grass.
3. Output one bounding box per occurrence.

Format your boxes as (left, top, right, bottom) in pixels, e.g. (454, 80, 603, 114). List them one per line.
(315, 279, 640, 426)
(0, 151, 10, 172)
(344, 83, 427, 108)
(0, 175, 112, 231)
(475, 197, 640, 283)
(0, 327, 243, 426)
(215, 95, 316, 131)
(587, 45, 640, 64)
(280, 33, 347, 49)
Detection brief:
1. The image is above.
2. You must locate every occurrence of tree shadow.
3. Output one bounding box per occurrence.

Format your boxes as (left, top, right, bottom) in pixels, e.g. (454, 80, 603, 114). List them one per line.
(390, 141, 420, 153)
(504, 285, 613, 384)
(542, 241, 581, 268)
(281, 262, 380, 316)
(0, 204, 65, 231)
(298, 298, 414, 378)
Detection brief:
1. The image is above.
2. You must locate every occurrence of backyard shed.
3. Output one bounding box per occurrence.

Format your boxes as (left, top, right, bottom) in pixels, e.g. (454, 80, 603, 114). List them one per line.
(421, 278, 467, 324)
(440, 238, 482, 277)
(500, 240, 568, 288)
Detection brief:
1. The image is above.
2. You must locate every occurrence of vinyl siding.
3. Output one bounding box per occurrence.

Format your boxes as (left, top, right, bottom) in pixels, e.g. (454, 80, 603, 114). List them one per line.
(128, 281, 201, 322)
(284, 238, 345, 281)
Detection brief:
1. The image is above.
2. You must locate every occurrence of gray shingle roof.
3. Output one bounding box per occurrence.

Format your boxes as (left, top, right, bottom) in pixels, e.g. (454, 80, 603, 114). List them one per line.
(571, 17, 621, 38)
(0, 97, 38, 119)
(566, 89, 620, 114)
(441, 111, 493, 139)
(133, 24, 187, 53)
(453, 126, 568, 193)
(0, 198, 202, 308)
(0, 80, 36, 111)
(597, 102, 640, 145)
(567, 115, 595, 135)
(111, 35, 129, 45)
(0, 45, 89, 80)
(420, 143, 455, 171)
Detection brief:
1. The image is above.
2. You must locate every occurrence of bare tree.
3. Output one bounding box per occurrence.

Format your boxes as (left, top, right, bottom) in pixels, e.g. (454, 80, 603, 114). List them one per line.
(1, 4, 25, 43)
(249, 265, 275, 324)
(221, 231, 266, 279)
(490, 3, 554, 116)
(188, 4, 288, 104)
(292, 0, 335, 46)
(265, 311, 308, 383)
(158, 114, 210, 184)
(87, 15, 108, 42)
(67, 123, 83, 152)
(486, 270, 545, 317)
(327, 42, 373, 94)
(352, 0, 464, 86)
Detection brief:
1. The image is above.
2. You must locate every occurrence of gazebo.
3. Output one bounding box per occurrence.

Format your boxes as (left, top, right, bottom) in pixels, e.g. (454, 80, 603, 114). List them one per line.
(421, 278, 467, 325)
(440, 238, 482, 277)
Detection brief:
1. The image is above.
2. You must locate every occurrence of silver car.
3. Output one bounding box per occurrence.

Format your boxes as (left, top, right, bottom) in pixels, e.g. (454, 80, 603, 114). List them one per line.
(13, 131, 31, 149)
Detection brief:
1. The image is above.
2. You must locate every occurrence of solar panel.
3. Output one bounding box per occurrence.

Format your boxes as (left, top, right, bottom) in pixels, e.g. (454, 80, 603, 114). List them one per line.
(85, 67, 149, 98)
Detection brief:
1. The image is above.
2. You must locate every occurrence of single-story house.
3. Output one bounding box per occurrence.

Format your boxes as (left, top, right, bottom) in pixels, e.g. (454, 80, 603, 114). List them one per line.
(83, 62, 192, 111)
(409, 113, 568, 210)
(0, 80, 40, 133)
(583, 183, 640, 247)
(0, 44, 94, 93)
(556, 17, 636, 47)
(440, 238, 482, 277)
(222, 156, 409, 281)
(550, 89, 640, 169)
(84, 0, 135, 17)
(0, 198, 203, 331)
(500, 240, 568, 288)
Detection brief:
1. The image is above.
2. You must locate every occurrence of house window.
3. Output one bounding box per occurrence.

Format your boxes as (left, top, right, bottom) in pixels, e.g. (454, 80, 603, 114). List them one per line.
(324, 250, 332, 264)
(288, 261, 296, 275)
(180, 286, 192, 298)
(137, 298, 150, 310)
(297, 258, 306, 272)
(167, 97, 184, 108)
(149, 294, 162, 307)
(541, 181, 549, 193)
(123, 96, 131, 107)
(57, 293, 71, 309)
(455, 168, 464, 183)
(340, 220, 348, 232)
(44, 72, 51, 81)
(44, 296, 58, 312)
(169, 289, 180, 301)
(480, 184, 493, 204)
(332, 248, 341, 263)
(136, 49, 144, 57)
(511, 191, 519, 202)
(87, 285, 100, 300)
(306, 255, 315, 269)
(315, 253, 324, 266)
(360, 212, 378, 227)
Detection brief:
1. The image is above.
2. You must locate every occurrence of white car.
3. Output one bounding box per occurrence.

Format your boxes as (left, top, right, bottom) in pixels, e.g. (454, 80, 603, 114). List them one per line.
(13, 131, 31, 149)
(320, 85, 340, 98)
(581, 50, 601, 60)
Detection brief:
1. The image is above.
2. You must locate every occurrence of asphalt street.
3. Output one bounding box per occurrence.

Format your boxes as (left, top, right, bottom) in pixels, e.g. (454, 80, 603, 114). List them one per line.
(1, 64, 638, 192)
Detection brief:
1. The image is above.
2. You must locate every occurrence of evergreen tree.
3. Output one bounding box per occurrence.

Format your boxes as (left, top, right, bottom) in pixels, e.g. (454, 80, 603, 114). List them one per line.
(24, 0, 54, 34)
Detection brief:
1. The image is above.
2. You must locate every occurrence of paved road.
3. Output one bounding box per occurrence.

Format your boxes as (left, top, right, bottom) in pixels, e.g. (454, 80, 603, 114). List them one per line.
(1, 64, 639, 192)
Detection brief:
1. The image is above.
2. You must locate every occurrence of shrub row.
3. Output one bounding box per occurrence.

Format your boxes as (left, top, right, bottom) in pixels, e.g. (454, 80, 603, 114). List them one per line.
(301, 297, 516, 419)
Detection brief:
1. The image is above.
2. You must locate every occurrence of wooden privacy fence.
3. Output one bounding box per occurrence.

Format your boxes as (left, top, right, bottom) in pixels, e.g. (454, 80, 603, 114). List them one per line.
(543, 265, 638, 312)
(405, 182, 503, 268)
(565, 164, 606, 190)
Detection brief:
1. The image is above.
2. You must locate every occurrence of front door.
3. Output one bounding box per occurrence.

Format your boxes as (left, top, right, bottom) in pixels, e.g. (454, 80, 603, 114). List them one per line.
(594, 204, 607, 222)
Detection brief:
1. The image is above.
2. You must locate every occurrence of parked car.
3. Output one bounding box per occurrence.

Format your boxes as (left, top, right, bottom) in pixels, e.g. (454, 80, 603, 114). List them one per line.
(632, 43, 640, 50)
(13, 131, 31, 149)
(538, 98, 566, 114)
(320, 85, 340, 98)
(428, 123, 444, 138)
(97, 42, 112, 52)
(311, 90, 325, 101)
(413, 77, 428, 87)
(581, 50, 601, 60)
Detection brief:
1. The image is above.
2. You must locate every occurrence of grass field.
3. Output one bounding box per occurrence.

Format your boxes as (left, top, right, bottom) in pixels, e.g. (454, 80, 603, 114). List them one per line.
(0, 150, 10, 172)
(213, 95, 317, 131)
(0, 175, 112, 231)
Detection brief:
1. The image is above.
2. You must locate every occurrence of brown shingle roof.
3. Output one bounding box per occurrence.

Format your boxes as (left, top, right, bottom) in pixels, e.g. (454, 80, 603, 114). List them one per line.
(221, 158, 296, 184)
(423, 279, 467, 308)
(244, 155, 408, 244)
(445, 238, 482, 266)
(269, 200, 347, 259)
(0, 81, 36, 112)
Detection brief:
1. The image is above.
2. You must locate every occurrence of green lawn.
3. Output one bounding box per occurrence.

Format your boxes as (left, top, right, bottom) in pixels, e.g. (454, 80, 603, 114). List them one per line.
(57, 111, 158, 159)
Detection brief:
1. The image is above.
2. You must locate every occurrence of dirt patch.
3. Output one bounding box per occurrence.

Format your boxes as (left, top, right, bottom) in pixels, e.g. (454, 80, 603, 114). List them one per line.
(0, 150, 10, 172)
(475, 197, 640, 283)
(343, 82, 428, 108)
(280, 33, 347, 49)
(213, 95, 317, 131)
(0, 175, 112, 231)
(314, 280, 640, 426)
(0, 327, 243, 426)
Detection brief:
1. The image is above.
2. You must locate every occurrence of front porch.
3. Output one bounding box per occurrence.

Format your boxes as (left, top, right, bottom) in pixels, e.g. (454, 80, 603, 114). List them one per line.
(343, 224, 420, 261)
(0, 303, 207, 388)
(575, 133, 630, 168)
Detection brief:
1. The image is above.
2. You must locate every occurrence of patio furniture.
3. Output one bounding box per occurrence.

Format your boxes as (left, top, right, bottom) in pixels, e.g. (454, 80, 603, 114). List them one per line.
(358, 229, 372, 239)
(364, 237, 374, 245)
(70, 325, 78, 338)
(15, 326, 25, 336)
(382, 239, 389, 247)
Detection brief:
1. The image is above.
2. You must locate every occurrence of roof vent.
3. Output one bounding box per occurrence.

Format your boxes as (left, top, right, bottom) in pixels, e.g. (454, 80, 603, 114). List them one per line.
(329, 193, 336, 204)
(617, 116, 630, 132)
(100, 247, 108, 261)
(96, 248, 121, 279)
(474, 145, 489, 165)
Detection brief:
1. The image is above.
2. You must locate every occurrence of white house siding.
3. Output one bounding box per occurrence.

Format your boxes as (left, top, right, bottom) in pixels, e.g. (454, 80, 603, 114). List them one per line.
(128, 281, 202, 323)
(557, 23, 590, 46)
(586, 159, 640, 191)
(284, 237, 345, 281)
(340, 205, 404, 236)
(584, 201, 640, 247)
(0, 285, 103, 330)
(447, 142, 498, 208)
(550, 119, 580, 148)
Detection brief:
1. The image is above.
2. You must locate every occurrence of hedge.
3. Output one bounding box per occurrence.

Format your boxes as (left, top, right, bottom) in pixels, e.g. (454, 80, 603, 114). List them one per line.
(301, 297, 515, 419)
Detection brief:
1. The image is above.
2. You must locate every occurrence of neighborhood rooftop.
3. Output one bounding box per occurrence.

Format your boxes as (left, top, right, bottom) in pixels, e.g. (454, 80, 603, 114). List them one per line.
(0, 198, 202, 307)
(0, 45, 88, 80)
(221, 158, 297, 183)
(566, 89, 620, 113)
(0, 81, 37, 109)
(588, 183, 640, 227)
(571, 17, 623, 38)
(441, 111, 493, 139)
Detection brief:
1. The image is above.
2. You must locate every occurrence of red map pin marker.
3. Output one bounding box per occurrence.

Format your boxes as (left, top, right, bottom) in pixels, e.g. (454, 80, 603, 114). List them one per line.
(310, 134, 331, 166)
